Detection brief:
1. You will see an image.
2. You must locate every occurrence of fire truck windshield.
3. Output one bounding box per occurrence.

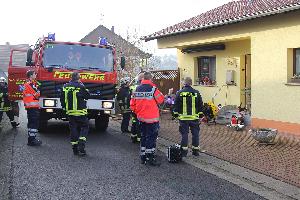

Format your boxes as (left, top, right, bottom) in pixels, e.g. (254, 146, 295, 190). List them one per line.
(42, 43, 114, 72)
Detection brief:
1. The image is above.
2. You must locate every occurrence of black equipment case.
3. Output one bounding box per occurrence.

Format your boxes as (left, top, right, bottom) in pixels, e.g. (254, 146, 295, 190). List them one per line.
(167, 144, 182, 163)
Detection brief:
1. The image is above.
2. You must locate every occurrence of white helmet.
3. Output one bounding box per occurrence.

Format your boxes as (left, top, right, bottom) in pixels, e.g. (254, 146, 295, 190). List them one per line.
(0, 77, 6, 83)
(120, 77, 130, 85)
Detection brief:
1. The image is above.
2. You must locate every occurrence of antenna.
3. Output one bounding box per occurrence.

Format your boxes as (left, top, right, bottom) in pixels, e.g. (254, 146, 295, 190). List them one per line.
(99, 12, 104, 24)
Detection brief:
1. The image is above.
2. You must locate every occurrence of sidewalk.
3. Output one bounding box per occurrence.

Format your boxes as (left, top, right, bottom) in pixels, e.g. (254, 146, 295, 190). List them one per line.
(159, 111, 300, 188)
(111, 116, 300, 199)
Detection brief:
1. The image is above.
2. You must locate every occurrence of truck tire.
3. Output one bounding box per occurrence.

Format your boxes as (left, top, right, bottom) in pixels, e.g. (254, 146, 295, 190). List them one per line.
(95, 114, 109, 132)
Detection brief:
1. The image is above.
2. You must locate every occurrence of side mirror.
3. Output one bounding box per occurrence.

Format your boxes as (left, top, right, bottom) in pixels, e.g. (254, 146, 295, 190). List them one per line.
(120, 56, 125, 70)
(26, 48, 34, 66)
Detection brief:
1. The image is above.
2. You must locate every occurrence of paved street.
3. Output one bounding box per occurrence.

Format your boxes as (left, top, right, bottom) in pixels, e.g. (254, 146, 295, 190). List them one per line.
(0, 113, 265, 200)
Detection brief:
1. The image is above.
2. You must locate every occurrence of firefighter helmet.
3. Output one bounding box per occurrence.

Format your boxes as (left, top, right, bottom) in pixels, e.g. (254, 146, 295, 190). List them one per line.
(120, 77, 130, 85)
(0, 77, 6, 83)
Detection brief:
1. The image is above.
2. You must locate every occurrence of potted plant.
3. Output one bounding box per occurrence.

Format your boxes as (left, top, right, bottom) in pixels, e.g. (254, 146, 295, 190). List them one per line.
(250, 128, 277, 144)
(290, 73, 300, 83)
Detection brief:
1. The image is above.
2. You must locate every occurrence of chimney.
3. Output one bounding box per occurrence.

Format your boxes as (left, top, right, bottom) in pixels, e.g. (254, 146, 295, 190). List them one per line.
(5, 42, 10, 46)
(111, 26, 115, 33)
(246, 0, 253, 5)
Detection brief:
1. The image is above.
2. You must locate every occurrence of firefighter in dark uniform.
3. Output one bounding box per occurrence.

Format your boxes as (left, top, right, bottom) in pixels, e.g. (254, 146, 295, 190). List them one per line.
(23, 71, 42, 146)
(117, 77, 131, 133)
(0, 77, 19, 128)
(173, 77, 203, 156)
(129, 73, 144, 143)
(61, 72, 90, 156)
(130, 72, 164, 166)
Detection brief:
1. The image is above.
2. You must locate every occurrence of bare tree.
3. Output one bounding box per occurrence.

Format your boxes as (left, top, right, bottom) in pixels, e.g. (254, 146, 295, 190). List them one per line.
(117, 26, 153, 82)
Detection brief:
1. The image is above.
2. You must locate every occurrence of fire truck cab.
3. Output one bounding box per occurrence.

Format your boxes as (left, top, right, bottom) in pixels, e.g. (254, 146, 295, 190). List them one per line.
(8, 34, 124, 132)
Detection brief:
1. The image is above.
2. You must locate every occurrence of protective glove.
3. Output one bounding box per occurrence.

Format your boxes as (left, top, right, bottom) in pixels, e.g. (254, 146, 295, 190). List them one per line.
(172, 112, 179, 119)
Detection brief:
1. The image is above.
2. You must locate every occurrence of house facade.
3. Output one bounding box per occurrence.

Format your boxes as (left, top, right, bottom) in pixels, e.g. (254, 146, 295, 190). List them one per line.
(0, 43, 29, 78)
(81, 25, 151, 79)
(144, 0, 300, 137)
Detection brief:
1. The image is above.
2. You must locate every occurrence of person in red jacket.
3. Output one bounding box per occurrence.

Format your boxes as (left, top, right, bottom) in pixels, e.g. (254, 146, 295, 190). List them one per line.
(130, 72, 164, 166)
(23, 70, 42, 146)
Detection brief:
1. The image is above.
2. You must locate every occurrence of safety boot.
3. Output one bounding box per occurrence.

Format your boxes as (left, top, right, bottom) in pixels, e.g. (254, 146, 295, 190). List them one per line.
(78, 143, 86, 156)
(140, 155, 146, 164)
(27, 137, 42, 146)
(181, 149, 188, 157)
(146, 153, 161, 166)
(11, 121, 20, 128)
(192, 149, 199, 156)
(72, 145, 79, 155)
(131, 135, 138, 143)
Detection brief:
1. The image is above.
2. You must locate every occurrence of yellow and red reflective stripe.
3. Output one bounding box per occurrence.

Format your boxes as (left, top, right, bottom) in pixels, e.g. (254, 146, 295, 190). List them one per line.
(25, 102, 39, 106)
(137, 117, 159, 123)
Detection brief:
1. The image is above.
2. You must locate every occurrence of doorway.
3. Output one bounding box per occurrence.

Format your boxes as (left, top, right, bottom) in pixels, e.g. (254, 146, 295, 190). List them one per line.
(244, 54, 251, 112)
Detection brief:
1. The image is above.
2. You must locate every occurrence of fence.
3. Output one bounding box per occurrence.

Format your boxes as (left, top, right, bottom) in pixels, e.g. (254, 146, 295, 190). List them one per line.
(150, 69, 180, 95)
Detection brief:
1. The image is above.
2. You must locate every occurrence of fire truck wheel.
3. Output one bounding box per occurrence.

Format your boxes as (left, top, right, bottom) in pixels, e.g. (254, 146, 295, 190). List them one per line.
(95, 114, 109, 132)
(39, 119, 48, 132)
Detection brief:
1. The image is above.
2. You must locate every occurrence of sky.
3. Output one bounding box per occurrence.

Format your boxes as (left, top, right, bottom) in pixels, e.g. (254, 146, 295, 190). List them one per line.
(0, 0, 232, 55)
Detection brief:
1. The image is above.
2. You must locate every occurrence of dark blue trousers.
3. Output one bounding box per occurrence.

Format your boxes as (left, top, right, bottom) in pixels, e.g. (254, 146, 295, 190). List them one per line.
(140, 122, 159, 157)
(27, 108, 40, 137)
(179, 120, 200, 148)
(68, 116, 89, 145)
(121, 112, 131, 132)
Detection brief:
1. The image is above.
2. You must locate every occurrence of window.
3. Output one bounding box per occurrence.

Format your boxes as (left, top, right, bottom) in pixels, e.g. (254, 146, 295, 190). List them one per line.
(197, 56, 216, 85)
(294, 48, 300, 76)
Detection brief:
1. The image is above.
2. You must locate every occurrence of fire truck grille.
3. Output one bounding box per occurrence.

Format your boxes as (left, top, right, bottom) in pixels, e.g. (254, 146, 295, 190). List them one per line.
(39, 81, 116, 100)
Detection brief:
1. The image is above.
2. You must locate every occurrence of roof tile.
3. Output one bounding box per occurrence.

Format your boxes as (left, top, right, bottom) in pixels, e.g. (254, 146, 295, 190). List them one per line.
(143, 0, 300, 41)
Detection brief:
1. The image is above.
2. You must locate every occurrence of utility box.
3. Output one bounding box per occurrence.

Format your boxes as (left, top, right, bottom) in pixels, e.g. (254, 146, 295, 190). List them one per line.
(226, 70, 235, 85)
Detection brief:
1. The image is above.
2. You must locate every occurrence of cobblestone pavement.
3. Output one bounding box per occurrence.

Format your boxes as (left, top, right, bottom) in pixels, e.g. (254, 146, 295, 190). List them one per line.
(158, 111, 300, 188)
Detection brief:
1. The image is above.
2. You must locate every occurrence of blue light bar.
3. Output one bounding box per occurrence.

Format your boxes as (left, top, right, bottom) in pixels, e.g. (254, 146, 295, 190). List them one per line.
(99, 37, 107, 46)
(48, 33, 55, 41)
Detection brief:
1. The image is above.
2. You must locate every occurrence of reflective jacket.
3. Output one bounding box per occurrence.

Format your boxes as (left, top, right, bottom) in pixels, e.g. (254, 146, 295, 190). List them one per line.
(0, 83, 12, 111)
(173, 85, 203, 120)
(23, 80, 40, 109)
(61, 81, 90, 116)
(130, 84, 138, 93)
(116, 85, 131, 113)
(130, 80, 164, 123)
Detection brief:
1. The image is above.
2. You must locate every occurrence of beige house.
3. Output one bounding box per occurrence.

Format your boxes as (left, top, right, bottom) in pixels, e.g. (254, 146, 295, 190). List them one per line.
(143, 0, 300, 137)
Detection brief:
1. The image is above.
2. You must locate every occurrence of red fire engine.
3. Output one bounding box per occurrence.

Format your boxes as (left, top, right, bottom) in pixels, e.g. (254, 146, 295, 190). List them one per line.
(8, 33, 124, 132)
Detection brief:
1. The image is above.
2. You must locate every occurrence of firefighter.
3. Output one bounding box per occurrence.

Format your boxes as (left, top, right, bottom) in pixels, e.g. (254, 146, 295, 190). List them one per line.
(116, 77, 131, 133)
(130, 72, 164, 166)
(61, 72, 90, 156)
(23, 71, 42, 146)
(0, 77, 19, 128)
(173, 77, 203, 157)
(129, 73, 144, 143)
